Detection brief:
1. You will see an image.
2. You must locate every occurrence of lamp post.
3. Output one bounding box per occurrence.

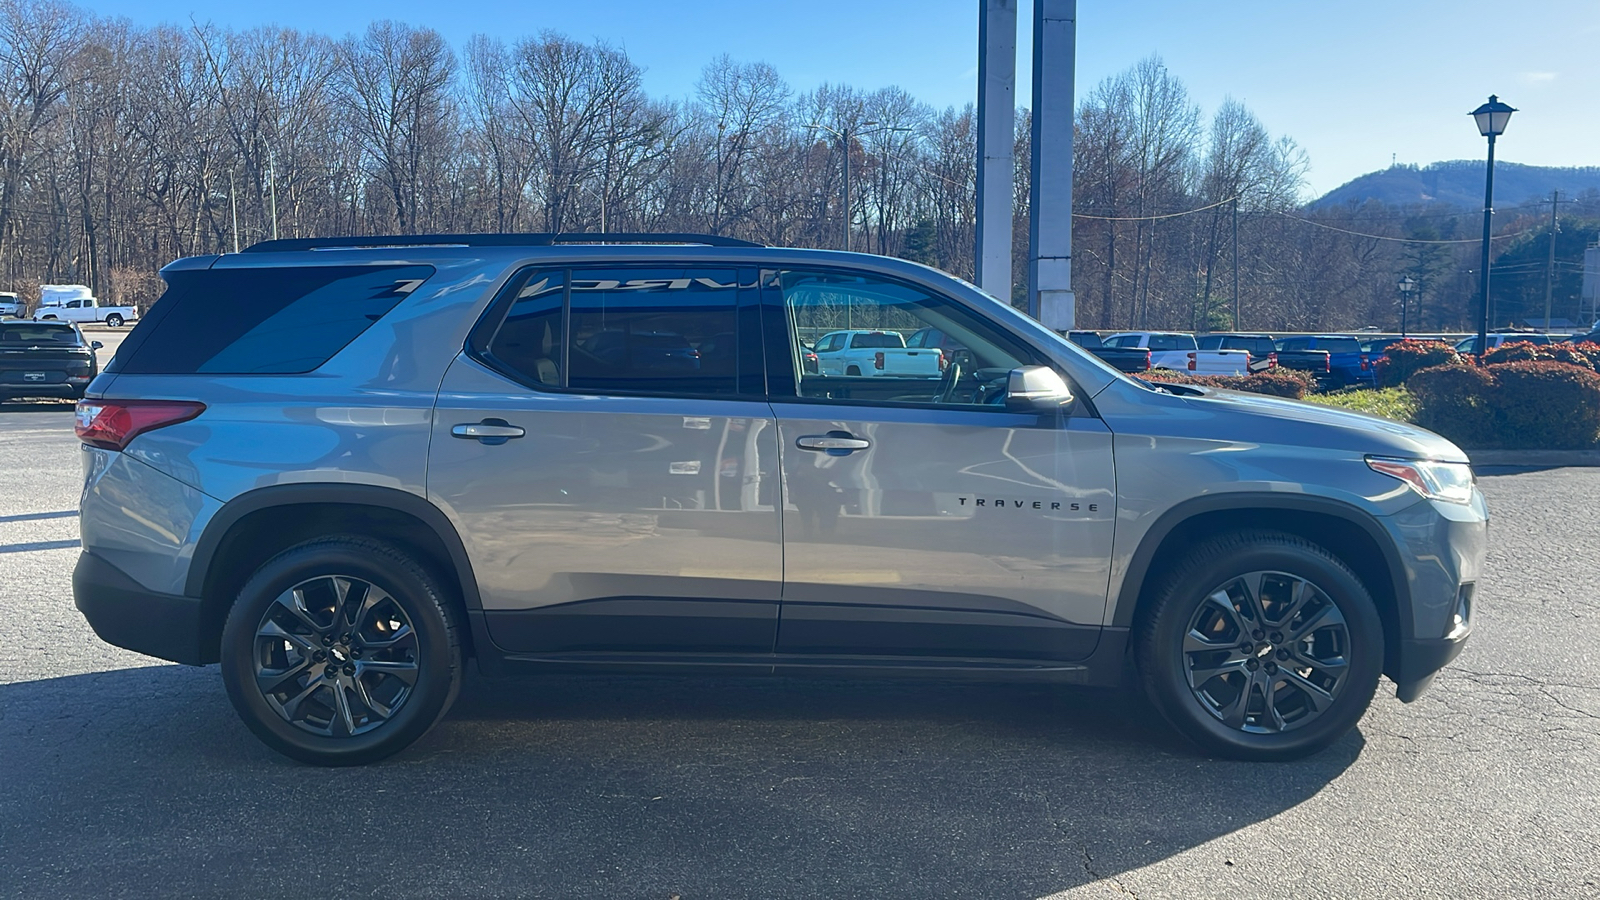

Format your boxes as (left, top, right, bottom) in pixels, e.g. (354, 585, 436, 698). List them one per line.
(1470, 95, 1516, 358)
(807, 121, 912, 252)
(1397, 276, 1417, 338)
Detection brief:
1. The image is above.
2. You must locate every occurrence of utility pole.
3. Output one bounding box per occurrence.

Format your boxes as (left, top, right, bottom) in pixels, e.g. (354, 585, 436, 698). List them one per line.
(1544, 189, 1560, 331)
(841, 127, 851, 252)
(1027, 0, 1077, 330)
(267, 149, 279, 242)
(228, 170, 239, 254)
(974, 0, 1017, 301)
(1231, 197, 1240, 330)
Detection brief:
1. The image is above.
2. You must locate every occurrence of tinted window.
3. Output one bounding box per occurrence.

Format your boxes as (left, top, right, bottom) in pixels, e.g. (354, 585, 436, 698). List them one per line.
(0, 323, 79, 344)
(1279, 337, 1310, 351)
(115, 265, 433, 374)
(1317, 338, 1361, 354)
(1103, 334, 1138, 348)
(481, 270, 565, 387)
(567, 268, 740, 395)
(850, 331, 906, 349)
(1150, 333, 1196, 352)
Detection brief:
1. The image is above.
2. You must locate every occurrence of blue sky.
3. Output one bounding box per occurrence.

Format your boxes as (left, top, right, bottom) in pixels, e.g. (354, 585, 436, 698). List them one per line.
(82, 0, 1599, 198)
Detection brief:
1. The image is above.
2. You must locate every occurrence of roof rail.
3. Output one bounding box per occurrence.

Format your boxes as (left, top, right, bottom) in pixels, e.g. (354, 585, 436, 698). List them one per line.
(241, 233, 763, 253)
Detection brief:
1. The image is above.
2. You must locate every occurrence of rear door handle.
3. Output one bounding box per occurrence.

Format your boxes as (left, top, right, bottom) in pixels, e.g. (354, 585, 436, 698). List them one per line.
(795, 432, 870, 454)
(452, 419, 525, 445)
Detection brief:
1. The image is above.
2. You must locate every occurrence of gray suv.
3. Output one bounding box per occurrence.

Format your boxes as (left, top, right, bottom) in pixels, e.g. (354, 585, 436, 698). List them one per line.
(72, 234, 1485, 765)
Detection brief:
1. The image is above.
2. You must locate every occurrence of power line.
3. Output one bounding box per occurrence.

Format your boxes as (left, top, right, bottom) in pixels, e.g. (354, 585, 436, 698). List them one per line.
(1273, 211, 1538, 244)
(1072, 196, 1237, 222)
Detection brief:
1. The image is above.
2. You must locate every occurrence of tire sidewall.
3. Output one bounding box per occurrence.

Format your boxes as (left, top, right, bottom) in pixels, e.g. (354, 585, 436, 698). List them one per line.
(1143, 539, 1384, 759)
(220, 539, 459, 765)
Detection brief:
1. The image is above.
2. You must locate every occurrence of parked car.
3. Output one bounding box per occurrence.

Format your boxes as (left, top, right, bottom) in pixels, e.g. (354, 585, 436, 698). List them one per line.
(1065, 330, 1152, 373)
(34, 286, 137, 327)
(1101, 331, 1250, 375)
(1454, 332, 1558, 356)
(1275, 335, 1372, 386)
(0, 291, 23, 318)
(1198, 332, 1331, 378)
(812, 329, 943, 377)
(0, 320, 100, 400)
(73, 233, 1484, 766)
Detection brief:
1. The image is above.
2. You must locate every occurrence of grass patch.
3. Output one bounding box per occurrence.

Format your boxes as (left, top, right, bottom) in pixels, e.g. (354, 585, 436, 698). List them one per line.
(1303, 387, 1419, 422)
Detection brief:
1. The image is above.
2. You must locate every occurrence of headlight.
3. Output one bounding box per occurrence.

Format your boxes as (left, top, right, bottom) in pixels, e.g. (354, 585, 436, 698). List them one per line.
(1366, 457, 1475, 504)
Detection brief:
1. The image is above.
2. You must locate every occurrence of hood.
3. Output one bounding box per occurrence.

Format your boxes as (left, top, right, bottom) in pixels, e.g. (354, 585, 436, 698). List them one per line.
(1102, 382, 1470, 464)
(1177, 385, 1465, 458)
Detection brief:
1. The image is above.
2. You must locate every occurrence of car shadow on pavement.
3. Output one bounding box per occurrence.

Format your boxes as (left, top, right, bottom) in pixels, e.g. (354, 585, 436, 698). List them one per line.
(0, 664, 1360, 898)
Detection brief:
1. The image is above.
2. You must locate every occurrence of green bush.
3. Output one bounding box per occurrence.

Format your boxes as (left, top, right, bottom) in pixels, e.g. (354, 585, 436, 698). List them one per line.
(1488, 360, 1600, 449)
(1407, 364, 1497, 447)
(1140, 367, 1312, 399)
(1375, 339, 1461, 387)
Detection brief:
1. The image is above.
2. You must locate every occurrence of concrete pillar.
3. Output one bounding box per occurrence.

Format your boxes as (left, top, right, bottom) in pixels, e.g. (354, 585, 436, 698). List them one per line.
(974, 0, 1016, 302)
(1027, 0, 1076, 330)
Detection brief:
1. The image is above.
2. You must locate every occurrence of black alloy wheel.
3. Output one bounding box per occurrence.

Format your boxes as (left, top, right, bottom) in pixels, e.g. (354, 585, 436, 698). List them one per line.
(1135, 530, 1383, 761)
(221, 536, 462, 766)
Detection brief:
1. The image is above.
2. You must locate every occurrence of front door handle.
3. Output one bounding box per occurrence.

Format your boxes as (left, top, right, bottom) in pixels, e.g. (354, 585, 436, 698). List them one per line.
(795, 432, 870, 454)
(452, 419, 525, 445)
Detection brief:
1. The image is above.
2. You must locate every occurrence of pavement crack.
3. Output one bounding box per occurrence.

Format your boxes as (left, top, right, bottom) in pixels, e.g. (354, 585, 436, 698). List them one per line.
(1079, 843, 1138, 898)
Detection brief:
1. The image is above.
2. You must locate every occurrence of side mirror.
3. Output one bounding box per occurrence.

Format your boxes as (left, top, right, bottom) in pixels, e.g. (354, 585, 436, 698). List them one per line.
(1005, 365, 1074, 413)
(90, 341, 103, 350)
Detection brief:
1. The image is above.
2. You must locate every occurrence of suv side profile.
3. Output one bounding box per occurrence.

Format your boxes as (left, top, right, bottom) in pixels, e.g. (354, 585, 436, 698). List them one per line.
(73, 234, 1485, 766)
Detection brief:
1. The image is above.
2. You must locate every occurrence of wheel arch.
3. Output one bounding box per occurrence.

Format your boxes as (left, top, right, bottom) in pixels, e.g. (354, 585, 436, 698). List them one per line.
(1114, 494, 1411, 678)
(188, 485, 482, 665)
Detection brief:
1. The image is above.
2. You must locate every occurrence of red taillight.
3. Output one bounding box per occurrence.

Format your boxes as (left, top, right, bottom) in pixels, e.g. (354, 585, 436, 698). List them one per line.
(1324, 355, 1331, 372)
(874, 351, 885, 370)
(1268, 351, 1278, 369)
(937, 352, 948, 371)
(1142, 350, 1152, 371)
(1186, 351, 1196, 371)
(1360, 354, 1370, 370)
(75, 399, 205, 451)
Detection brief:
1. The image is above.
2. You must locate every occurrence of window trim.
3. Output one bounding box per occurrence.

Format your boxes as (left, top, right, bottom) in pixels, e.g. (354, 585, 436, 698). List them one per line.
(464, 263, 766, 402)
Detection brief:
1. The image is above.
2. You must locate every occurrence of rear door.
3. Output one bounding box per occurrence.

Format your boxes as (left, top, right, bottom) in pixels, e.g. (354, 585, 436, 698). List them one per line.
(428, 266, 784, 657)
(762, 267, 1116, 664)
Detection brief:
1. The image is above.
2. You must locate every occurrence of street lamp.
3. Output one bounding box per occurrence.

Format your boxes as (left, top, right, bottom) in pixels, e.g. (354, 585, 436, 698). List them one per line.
(1470, 94, 1516, 358)
(806, 120, 912, 252)
(1397, 276, 1417, 338)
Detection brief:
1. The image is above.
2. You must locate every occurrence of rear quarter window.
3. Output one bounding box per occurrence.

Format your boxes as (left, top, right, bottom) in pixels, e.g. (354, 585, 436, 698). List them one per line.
(112, 264, 434, 374)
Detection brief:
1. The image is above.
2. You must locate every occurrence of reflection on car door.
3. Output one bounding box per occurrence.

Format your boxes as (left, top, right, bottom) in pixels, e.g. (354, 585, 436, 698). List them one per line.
(428, 266, 783, 657)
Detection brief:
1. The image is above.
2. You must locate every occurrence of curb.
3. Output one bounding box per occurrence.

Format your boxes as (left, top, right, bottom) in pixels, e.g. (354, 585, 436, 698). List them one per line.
(1467, 449, 1600, 468)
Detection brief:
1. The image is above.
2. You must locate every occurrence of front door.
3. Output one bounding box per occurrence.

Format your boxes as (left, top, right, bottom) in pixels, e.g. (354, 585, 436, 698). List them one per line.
(428, 265, 783, 656)
(764, 268, 1116, 662)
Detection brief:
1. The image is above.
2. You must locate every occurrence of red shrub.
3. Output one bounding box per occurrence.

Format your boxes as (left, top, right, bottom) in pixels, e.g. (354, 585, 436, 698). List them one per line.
(1375, 339, 1461, 387)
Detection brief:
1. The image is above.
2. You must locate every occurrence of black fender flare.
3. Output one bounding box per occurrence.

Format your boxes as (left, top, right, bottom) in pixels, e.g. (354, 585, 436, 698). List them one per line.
(185, 483, 482, 611)
(1111, 492, 1413, 640)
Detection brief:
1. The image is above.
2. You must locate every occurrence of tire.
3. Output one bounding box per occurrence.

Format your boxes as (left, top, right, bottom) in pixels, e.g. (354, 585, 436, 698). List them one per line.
(846, 365, 861, 376)
(1134, 530, 1383, 761)
(105, 314, 123, 327)
(220, 536, 463, 766)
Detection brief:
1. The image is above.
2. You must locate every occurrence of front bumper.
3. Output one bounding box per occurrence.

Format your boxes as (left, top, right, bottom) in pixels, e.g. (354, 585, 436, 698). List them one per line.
(1382, 491, 1487, 701)
(74, 550, 209, 665)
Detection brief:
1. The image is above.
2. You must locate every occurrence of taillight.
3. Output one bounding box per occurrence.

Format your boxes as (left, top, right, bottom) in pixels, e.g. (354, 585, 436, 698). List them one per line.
(1268, 351, 1278, 369)
(1142, 350, 1152, 371)
(1360, 354, 1370, 370)
(1186, 351, 1196, 371)
(1324, 355, 1331, 372)
(75, 399, 205, 451)
(874, 351, 885, 370)
(937, 352, 948, 371)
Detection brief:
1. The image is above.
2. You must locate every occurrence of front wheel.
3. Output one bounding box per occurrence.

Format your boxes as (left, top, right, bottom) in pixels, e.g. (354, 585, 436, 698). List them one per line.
(220, 536, 463, 766)
(105, 313, 123, 327)
(1134, 530, 1383, 760)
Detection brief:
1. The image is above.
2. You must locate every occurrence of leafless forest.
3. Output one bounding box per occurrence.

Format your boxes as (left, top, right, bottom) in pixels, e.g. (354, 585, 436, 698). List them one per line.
(2, 1, 1594, 329)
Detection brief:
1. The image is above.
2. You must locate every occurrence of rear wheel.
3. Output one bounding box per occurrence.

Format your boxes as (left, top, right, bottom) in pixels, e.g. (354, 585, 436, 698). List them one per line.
(1134, 530, 1383, 760)
(105, 313, 123, 327)
(220, 536, 462, 766)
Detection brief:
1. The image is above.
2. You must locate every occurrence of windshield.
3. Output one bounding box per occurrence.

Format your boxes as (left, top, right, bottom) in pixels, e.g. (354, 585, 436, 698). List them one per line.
(849, 332, 905, 349)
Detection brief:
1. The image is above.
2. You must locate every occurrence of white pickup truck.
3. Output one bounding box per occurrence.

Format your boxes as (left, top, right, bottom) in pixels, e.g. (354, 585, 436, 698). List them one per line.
(1101, 331, 1250, 375)
(812, 329, 944, 377)
(34, 285, 137, 327)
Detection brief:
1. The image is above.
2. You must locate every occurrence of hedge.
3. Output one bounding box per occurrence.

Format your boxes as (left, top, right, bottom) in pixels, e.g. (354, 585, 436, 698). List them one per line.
(1141, 367, 1314, 399)
(1408, 359, 1600, 449)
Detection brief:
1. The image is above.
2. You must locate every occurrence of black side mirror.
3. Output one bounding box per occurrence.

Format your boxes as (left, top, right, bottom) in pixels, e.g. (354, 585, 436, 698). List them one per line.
(90, 341, 103, 350)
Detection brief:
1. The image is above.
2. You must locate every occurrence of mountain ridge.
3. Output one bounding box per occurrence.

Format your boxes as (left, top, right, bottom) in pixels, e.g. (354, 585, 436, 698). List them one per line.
(1311, 161, 1600, 210)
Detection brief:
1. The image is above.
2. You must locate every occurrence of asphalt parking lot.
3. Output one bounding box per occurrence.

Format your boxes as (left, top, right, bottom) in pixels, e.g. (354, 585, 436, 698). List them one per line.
(0, 396, 1596, 898)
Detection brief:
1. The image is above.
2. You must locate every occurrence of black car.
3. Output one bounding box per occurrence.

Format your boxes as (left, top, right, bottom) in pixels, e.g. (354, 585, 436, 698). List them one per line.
(0, 321, 100, 400)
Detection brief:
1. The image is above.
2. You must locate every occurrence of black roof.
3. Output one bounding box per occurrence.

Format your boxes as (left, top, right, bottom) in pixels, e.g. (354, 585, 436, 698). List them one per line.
(242, 233, 762, 253)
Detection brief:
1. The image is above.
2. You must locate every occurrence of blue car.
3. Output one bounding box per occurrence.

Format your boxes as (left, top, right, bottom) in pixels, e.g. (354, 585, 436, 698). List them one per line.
(1276, 334, 1372, 386)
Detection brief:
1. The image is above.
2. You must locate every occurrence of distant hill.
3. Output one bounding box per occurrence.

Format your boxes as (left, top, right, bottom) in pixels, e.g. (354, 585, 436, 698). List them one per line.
(1312, 161, 1600, 209)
